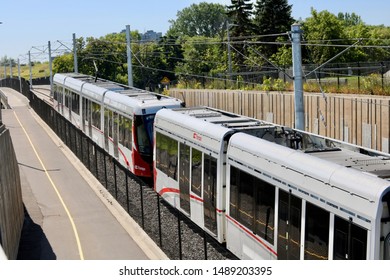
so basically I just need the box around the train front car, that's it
[226,130,390,260]
[127,93,183,177]
[153,107,272,243]
[53,73,183,178]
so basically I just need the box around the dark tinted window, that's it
[134,115,154,156]
[304,202,329,260]
[191,148,202,197]
[230,166,275,244]
[119,115,132,150]
[333,216,367,260]
[179,143,190,214]
[204,154,217,234]
[277,190,301,260]
[156,132,178,180]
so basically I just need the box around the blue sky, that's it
[0,0,389,60]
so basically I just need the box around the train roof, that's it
[53,73,183,115]
[158,106,273,130]
[228,132,390,224]
[155,107,275,153]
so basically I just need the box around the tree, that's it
[253,0,294,58]
[338,12,364,26]
[53,53,74,73]
[226,0,255,73]
[168,2,228,38]
[157,35,184,83]
[175,36,226,82]
[302,9,346,64]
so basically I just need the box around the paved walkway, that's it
[1,87,167,260]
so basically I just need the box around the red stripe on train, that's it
[226,215,277,257]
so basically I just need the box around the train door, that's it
[179,143,190,214]
[203,154,217,235]
[277,189,302,260]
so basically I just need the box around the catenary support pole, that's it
[49,41,53,96]
[73,33,78,73]
[28,51,33,89]
[9,60,12,78]
[18,58,22,93]
[291,23,305,131]
[126,25,133,87]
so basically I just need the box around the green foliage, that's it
[47,1,390,95]
[53,53,74,73]
[175,36,226,81]
[261,77,287,92]
[302,9,346,64]
[168,2,228,38]
[226,0,255,71]
[338,12,364,26]
[253,0,294,58]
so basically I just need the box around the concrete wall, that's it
[169,89,390,153]
[0,124,24,260]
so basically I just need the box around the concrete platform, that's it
[1,87,167,260]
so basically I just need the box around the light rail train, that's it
[154,106,390,260]
[53,73,183,178]
[52,73,390,260]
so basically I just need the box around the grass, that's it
[0,62,50,80]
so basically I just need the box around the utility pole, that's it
[9,60,12,79]
[73,33,78,73]
[48,41,53,96]
[227,22,237,80]
[291,23,305,131]
[126,25,133,87]
[28,51,32,89]
[227,24,232,79]
[18,58,22,93]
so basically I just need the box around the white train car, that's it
[154,106,390,260]
[226,132,390,260]
[153,107,273,242]
[53,73,183,178]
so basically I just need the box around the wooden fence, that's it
[169,89,390,153]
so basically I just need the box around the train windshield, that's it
[135,114,155,156]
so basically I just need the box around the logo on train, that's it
[193,132,202,141]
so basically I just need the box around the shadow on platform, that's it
[17,206,56,260]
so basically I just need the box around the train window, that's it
[91,102,101,130]
[134,115,154,156]
[230,166,275,244]
[71,91,80,115]
[230,167,254,230]
[64,89,70,108]
[54,85,60,102]
[82,98,91,134]
[104,109,113,138]
[254,179,275,245]
[204,154,217,235]
[333,216,367,260]
[113,112,119,158]
[179,143,191,214]
[156,132,178,180]
[277,190,302,260]
[191,148,202,197]
[304,202,329,260]
[119,115,132,150]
